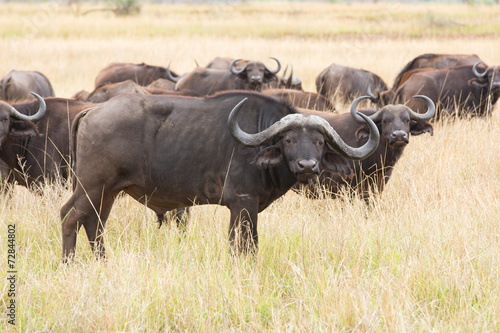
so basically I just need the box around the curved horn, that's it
[228,98,380,160]
[228,98,307,147]
[472,61,488,78]
[286,64,294,88]
[407,95,436,121]
[166,62,180,83]
[10,92,46,121]
[350,95,377,123]
[230,59,245,75]
[322,112,380,160]
[267,57,281,74]
[281,64,289,80]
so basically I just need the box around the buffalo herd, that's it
[1,53,498,262]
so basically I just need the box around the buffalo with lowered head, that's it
[60,91,380,262]
[94,62,182,88]
[0,70,55,102]
[316,63,388,105]
[393,62,500,118]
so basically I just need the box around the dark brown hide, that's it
[60,91,379,261]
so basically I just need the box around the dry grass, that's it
[1,2,500,331]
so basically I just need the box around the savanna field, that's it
[1,2,500,331]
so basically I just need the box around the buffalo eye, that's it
[286,138,292,144]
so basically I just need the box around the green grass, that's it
[1,2,500,331]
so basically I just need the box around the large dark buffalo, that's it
[60,91,380,261]
[0,95,95,189]
[391,53,485,89]
[316,63,388,105]
[297,95,435,201]
[174,58,281,96]
[0,70,55,101]
[393,62,500,118]
[262,88,335,112]
[94,62,181,88]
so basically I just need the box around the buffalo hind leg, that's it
[228,200,259,255]
[60,187,117,262]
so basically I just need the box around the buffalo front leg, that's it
[228,200,259,255]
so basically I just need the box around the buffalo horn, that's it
[286,64,294,88]
[350,94,435,123]
[472,61,488,78]
[267,57,281,74]
[230,59,245,75]
[10,92,46,122]
[350,95,375,123]
[406,95,436,121]
[166,62,180,83]
[228,98,380,160]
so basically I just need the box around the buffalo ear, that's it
[9,120,39,137]
[468,78,488,88]
[250,145,283,168]
[354,126,370,141]
[321,151,354,179]
[410,121,433,136]
[263,71,278,83]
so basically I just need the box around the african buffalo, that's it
[205,57,301,90]
[146,78,176,91]
[0,70,55,101]
[316,63,388,105]
[393,62,500,118]
[297,94,435,201]
[0,95,96,189]
[262,88,335,112]
[60,91,380,261]
[174,58,281,96]
[391,53,485,89]
[205,57,249,70]
[94,62,181,88]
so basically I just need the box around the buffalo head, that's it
[471,62,500,104]
[230,58,281,91]
[228,97,380,184]
[350,94,435,150]
[0,92,46,145]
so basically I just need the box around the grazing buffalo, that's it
[205,57,249,70]
[316,63,388,105]
[393,62,500,118]
[86,80,149,103]
[0,70,55,101]
[60,91,380,261]
[0,95,96,189]
[262,88,335,112]
[85,80,198,103]
[391,53,485,89]
[146,78,176,91]
[174,58,281,96]
[297,94,435,201]
[94,62,181,88]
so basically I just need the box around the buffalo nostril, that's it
[298,159,317,172]
[391,131,408,140]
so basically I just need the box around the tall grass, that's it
[1,3,500,331]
